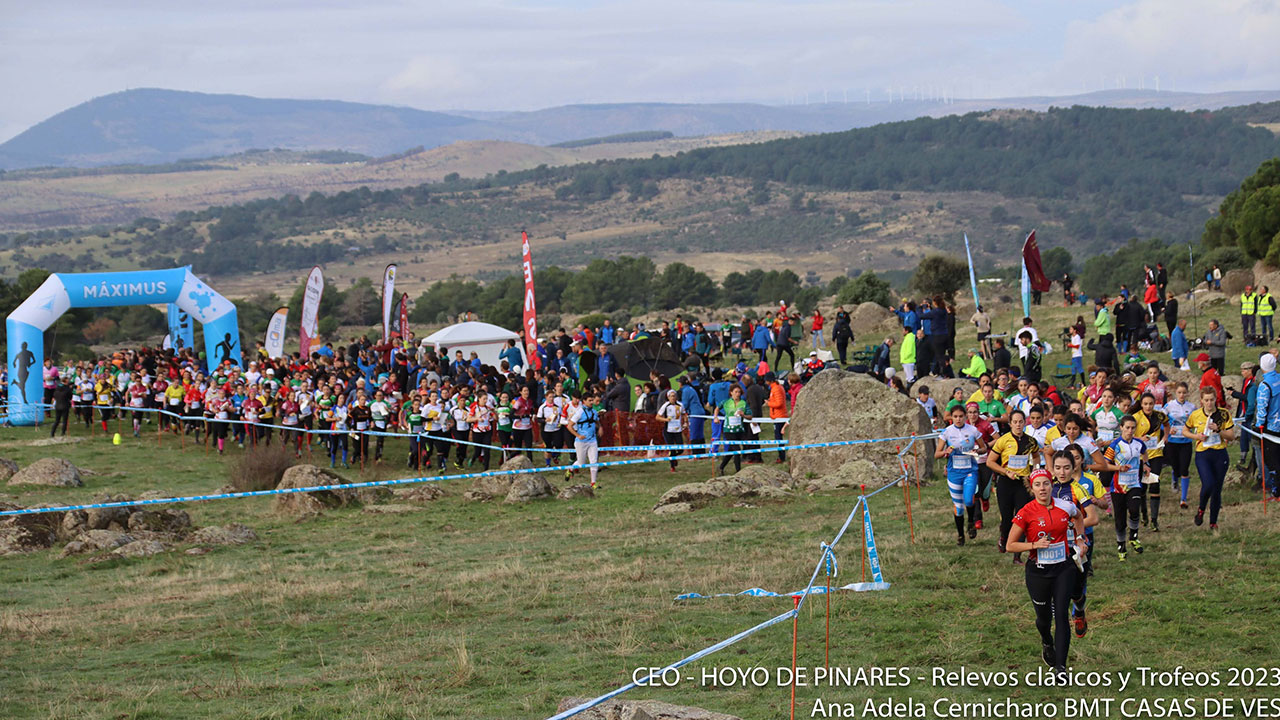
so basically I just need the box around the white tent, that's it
[421,321,521,369]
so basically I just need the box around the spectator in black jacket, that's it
[50,379,73,437]
[832,308,854,365]
[743,374,769,463]
[871,337,894,378]
[991,338,1012,372]
[604,370,630,412]
[775,317,796,369]
[1087,334,1119,374]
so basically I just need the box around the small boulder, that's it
[557,697,741,720]
[504,475,554,503]
[59,509,88,541]
[272,465,357,517]
[557,484,595,501]
[86,495,135,529]
[127,509,192,535]
[7,458,83,488]
[362,504,421,514]
[653,502,693,515]
[0,458,18,482]
[189,523,257,546]
[0,506,60,555]
[466,455,542,501]
[392,486,446,504]
[61,529,135,556]
[111,539,169,558]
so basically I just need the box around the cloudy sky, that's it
[2,0,1279,142]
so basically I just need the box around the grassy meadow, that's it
[1,291,1278,719]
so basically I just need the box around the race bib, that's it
[1118,468,1140,488]
[1037,542,1066,565]
[727,414,743,428]
[169,398,180,406]
[285,415,299,425]
[216,412,229,420]
[82,393,94,401]
[130,398,143,407]
[1204,432,1220,447]
[355,421,368,431]
[1096,428,1114,442]
[245,413,258,422]
[1008,454,1030,470]
[190,402,201,410]
[951,454,972,470]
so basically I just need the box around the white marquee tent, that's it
[421,321,521,369]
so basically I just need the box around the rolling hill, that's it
[5,87,1280,170]
[3,104,1277,301]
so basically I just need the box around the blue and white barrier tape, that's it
[0,432,936,518]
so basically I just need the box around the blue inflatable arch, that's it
[6,267,241,425]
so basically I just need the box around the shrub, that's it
[228,445,298,492]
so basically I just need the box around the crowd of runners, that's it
[5,276,1278,684]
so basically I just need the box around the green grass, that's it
[1,417,1277,720]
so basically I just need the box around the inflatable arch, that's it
[6,267,241,426]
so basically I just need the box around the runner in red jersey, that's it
[1007,465,1088,680]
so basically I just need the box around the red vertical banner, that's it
[1022,230,1051,292]
[521,230,541,370]
[398,294,410,343]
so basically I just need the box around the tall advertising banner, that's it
[963,234,980,311]
[521,231,541,370]
[264,307,288,358]
[299,266,324,358]
[395,294,409,341]
[1021,230,1051,293]
[166,303,193,353]
[381,264,397,343]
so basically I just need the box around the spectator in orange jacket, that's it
[766,372,788,464]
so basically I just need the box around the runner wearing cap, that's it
[1007,465,1088,679]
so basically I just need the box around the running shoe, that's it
[1012,553,1024,566]
[974,519,983,530]
[968,522,977,539]
[1151,520,1160,532]
[956,536,965,546]
[1131,538,1144,554]
[1074,612,1088,638]
[982,498,990,512]
[1210,523,1219,532]
[1180,501,1188,509]
[1194,509,1204,526]
[564,468,573,482]
[1041,643,1054,667]
[1117,550,1127,562]
[997,536,1006,553]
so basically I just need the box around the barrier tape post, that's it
[913,436,921,502]
[791,594,799,720]
[859,485,867,582]
[824,564,831,669]
[1262,432,1268,516]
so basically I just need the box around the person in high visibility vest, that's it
[1258,285,1276,343]
[1240,285,1258,344]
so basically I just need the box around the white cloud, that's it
[0,0,1277,143]
[1060,0,1280,91]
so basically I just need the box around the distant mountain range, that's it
[4,87,1280,170]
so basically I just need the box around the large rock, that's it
[1222,268,1254,297]
[805,459,880,493]
[0,505,60,556]
[7,458,83,487]
[653,465,793,512]
[557,697,741,720]
[505,475,554,503]
[272,465,359,517]
[127,509,192,535]
[1254,260,1280,296]
[848,302,901,344]
[0,458,18,483]
[786,370,931,481]
[189,523,258,545]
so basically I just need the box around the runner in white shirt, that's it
[656,389,686,471]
